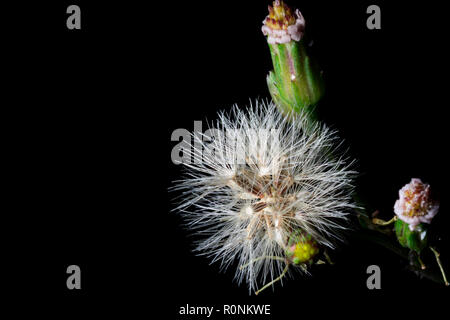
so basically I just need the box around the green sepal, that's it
[267,40,324,120]
[394,219,428,253]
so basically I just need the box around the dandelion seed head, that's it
[172,100,356,293]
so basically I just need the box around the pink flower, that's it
[261,1,305,44]
[394,178,439,231]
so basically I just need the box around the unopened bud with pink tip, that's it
[262,1,324,120]
[262,0,305,44]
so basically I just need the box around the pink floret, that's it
[394,178,439,230]
[262,9,305,44]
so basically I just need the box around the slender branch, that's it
[372,216,397,226]
[430,247,449,286]
[255,264,289,295]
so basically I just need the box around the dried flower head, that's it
[394,178,439,231]
[262,0,305,44]
[172,100,356,293]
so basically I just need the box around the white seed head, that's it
[172,100,356,293]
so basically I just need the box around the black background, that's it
[5,0,450,317]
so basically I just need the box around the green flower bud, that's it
[286,231,320,264]
[262,1,324,119]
